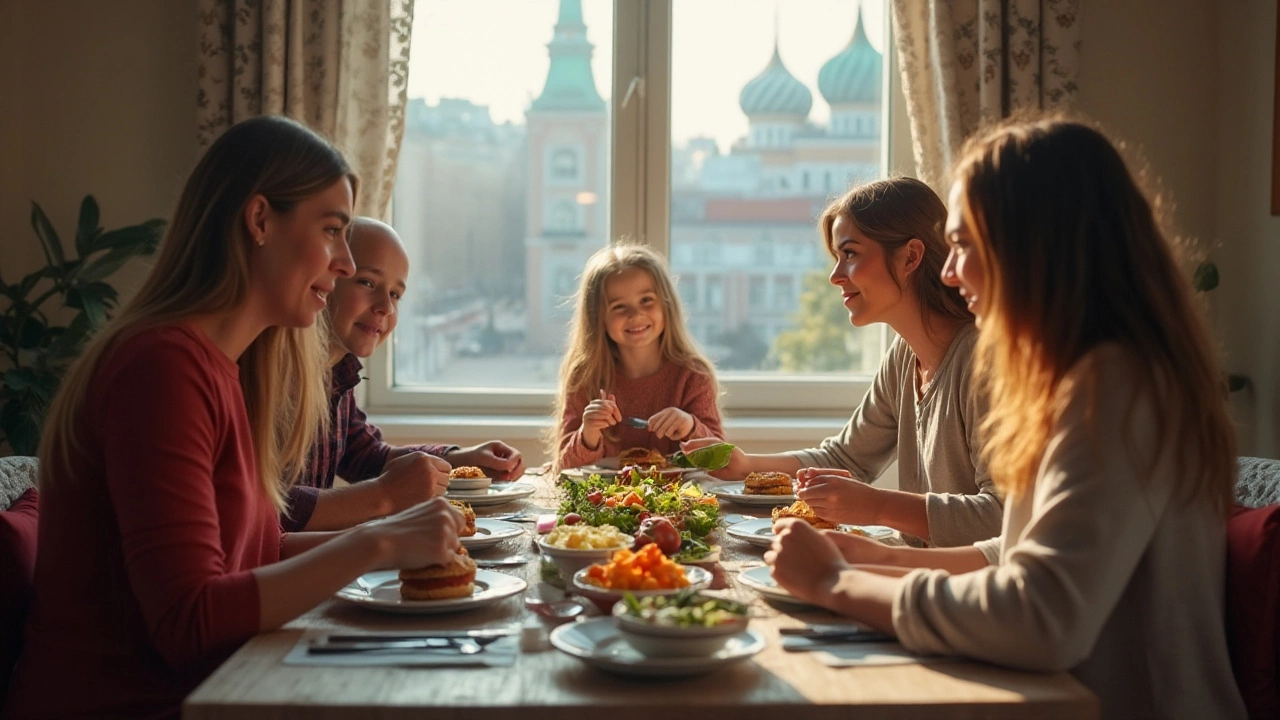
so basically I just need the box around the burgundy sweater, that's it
[558,361,723,469]
[4,326,278,720]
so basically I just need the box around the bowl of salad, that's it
[611,590,750,658]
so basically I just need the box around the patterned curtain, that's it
[196,0,415,219]
[891,0,1081,192]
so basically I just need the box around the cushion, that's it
[0,456,37,510]
[1226,503,1280,719]
[1238,457,1280,509]
[0,487,38,702]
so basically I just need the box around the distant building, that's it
[523,0,610,353]
[523,1,885,364]
[392,97,527,380]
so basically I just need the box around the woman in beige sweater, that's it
[688,177,999,549]
[766,118,1245,718]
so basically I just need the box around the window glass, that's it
[394,0,613,388]
[671,0,888,376]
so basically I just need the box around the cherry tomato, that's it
[562,512,582,525]
[586,490,604,505]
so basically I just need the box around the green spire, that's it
[530,0,605,113]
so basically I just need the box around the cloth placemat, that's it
[283,634,519,668]
[781,636,955,667]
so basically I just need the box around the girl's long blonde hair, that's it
[955,117,1235,514]
[39,115,357,511]
[546,242,719,468]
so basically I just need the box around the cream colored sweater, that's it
[893,346,1245,719]
[787,324,1002,547]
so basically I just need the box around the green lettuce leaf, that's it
[670,442,735,470]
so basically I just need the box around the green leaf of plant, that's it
[75,195,101,258]
[16,315,46,350]
[46,312,93,362]
[3,368,32,392]
[77,246,139,283]
[92,220,164,255]
[1193,261,1219,293]
[18,267,49,298]
[78,294,107,329]
[30,202,66,268]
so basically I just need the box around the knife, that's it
[324,630,514,643]
[308,637,493,655]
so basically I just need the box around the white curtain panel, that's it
[891,0,1081,192]
[196,0,415,219]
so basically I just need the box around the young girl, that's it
[552,242,723,470]
[686,177,1000,550]
[767,118,1245,718]
[286,217,525,532]
[5,116,465,720]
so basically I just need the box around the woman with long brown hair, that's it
[688,176,999,549]
[767,118,1244,718]
[5,116,465,720]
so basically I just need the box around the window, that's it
[377,0,904,415]
[550,147,579,181]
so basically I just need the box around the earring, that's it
[255,237,265,247]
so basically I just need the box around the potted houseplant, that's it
[0,197,165,455]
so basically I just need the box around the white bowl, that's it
[611,598,749,658]
[570,564,712,612]
[536,536,634,580]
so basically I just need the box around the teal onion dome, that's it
[530,0,605,112]
[817,9,882,105]
[739,46,812,118]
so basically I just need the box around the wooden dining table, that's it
[183,472,1098,720]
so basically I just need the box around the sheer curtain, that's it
[196,0,415,218]
[891,0,1081,191]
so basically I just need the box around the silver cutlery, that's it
[624,416,649,429]
[308,637,492,655]
[483,512,536,523]
[779,625,894,646]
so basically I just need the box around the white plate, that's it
[707,482,795,506]
[726,518,896,548]
[445,482,537,507]
[335,569,527,615]
[459,519,525,551]
[447,475,492,492]
[550,617,765,678]
[737,565,813,606]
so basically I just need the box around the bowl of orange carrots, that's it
[570,543,712,611]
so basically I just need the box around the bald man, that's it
[285,218,524,532]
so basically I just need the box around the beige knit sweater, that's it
[787,324,1002,547]
[893,346,1245,719]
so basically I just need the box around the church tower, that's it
[524,0,608,353]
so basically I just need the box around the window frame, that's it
[367,0,914,418]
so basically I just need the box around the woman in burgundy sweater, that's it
[4,116,466,720]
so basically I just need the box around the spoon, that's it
[524,596,585,622]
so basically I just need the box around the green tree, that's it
[771,270,860,372]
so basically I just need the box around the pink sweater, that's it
[558,361,723,469]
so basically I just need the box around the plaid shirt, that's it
[283,354,456,531]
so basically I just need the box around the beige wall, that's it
[0,0,196,300]
[1,0,1277,461]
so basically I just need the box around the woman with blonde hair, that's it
[551,242,722,471]
[5,116,465,719]
[767,118,1245,718]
